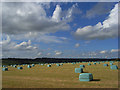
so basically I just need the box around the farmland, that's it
[2,61,119,88]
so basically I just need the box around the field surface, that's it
[2,61,118,88]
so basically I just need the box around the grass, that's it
[2,61,118,88]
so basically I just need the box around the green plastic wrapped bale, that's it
[2,68,8,71]
[23,64,26,66]
[93,63,96,65]
[80,65,85,68]
[47,65,51,67]
[72,62,76,64]
[110,63,113,65]
[60,64,63,66]
[2,65,6,67]
[88,63,91,66]
[79,73,93,81]
[56,64,60,66]
[110,61,114,63]
[97,62,100,64]
[28,65,31,68]
[110,65,118,70]
[13,65,17,68]
[32,64,35,67]
[11,65,13,67]
[104,64,108,66]
[75,68,83,73]
[17,67,23,69]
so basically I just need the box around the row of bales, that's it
[2,62,64,71]
[2,61,119,82]
[74,61,118,81]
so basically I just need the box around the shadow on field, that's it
[93,79,100,81]
[83,71,88,73]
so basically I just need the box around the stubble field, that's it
[2,61,119,88]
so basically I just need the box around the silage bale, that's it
[60,64,63,66]
[93,63,96,65]
[56,64,60,66]
[110,61,114,63]
[27,65,31,68]
[13,65,17,68]
[79,73,93,81]
[2,68,8,71]
[17,67,23,69]
[72,62,75,64]
[110,65,118,70]
[88,63,91,66]
[32,64,35,67]
[80,65,85,68]
[97,62,100,64]
[75,68,83,73]
[47,65,51,67]
[41,64,44,66]
[104,64,108,66]
[2,65,6,67]
[102,61,105,63]
[110,63,113,65]
[23,64,26,66]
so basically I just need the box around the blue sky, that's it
[1,2,119,58]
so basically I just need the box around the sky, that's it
[0,2,119,58]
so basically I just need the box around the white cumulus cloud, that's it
[55,51,63,55]
[100,50,107,54]
[52,5,62,22]
[74,3,118,40]
[75,43,80,48]
[2,3,72,35]
[14,40,37,50]
[37,52,42,56]
[111,49,120,53]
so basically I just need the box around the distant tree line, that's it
[2,58,119,65]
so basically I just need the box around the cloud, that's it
[1,35,38,53]
[37,52,42,56]
[2,3,79,44]
[14,40,37,50]
[74,3,118,40]
[88,52,97,56]
[24,32,68,43]
[52,5,62,22]
[111,49,120,53]
[0,35,10,45]
[55,51,63,55]
[2,38,39,58]
[100,50,107,54]
[36,34,68,43]
[86,2,114,19]
[64,3,82,21]
[47,53,51,55]
[2,3,73,35]
[75,43,80,48]
[0,35,16,51]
